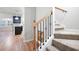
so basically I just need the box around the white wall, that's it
[24,7,36,41]
[64,7,79,30]
[36,7,52,20]
[55,8,65,24]
[55,7,79,30]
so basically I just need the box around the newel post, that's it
[33,20,36,50]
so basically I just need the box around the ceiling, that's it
[0,7,23,15]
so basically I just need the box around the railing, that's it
[55,7,67,13]
[33,11,53,51]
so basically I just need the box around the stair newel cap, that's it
[33,20,37,28]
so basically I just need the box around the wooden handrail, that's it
[55,7,67,13]
[33,11,53,27]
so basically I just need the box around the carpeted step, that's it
[53,39,79,51]
[54,29,79,40]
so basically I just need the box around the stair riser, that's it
[54,34,79,40]
[52,40,77,51]
[55,28,64,31]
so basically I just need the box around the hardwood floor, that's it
[0,27,42,51]
[0,30,35,51]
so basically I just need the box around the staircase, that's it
[53,39,79,51]
[47,23,79,51]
